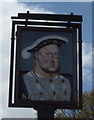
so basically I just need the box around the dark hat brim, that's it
[22,35,68,59]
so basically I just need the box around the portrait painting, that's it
[13,26,77,108]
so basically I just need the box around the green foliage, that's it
[55,89,94,119]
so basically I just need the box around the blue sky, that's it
[0,1,93,118]
[22,2,92,44]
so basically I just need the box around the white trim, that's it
[22,35,68,59]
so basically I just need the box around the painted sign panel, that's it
[10,26,78,108]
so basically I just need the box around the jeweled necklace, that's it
[31,70,56,99]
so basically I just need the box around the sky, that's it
[0,0,93,119]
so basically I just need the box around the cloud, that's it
[92,47,94,68]
[82,42,92,68]
[1,1,93,118]
[82,42,92,91]
[0,0,17,2]
[10,0,94,2]
[77,42,92,92]
[1,1,55,119]
[0,3,3,119]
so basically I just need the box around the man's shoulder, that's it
[23,71,34,81]
[60,73,73,85]
[59,74,69,82]
[60,73,73,79]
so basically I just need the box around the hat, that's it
[22,35,68,59]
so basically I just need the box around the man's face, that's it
[36,44,60,73]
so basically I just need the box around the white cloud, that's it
[77,42,92,92]
[83,67,92,91]
[82,42,92,68]
[0,0,17,2]
[0,3,3,119]
[14,0,94,2]
[92,47,94,68]
[82,42,92,91]
[1,1,93,118]
[1,1,55,119]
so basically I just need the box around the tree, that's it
[55,90,94,118]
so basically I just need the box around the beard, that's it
[40,64,60,74]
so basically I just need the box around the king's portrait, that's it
[21,35,72,101]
